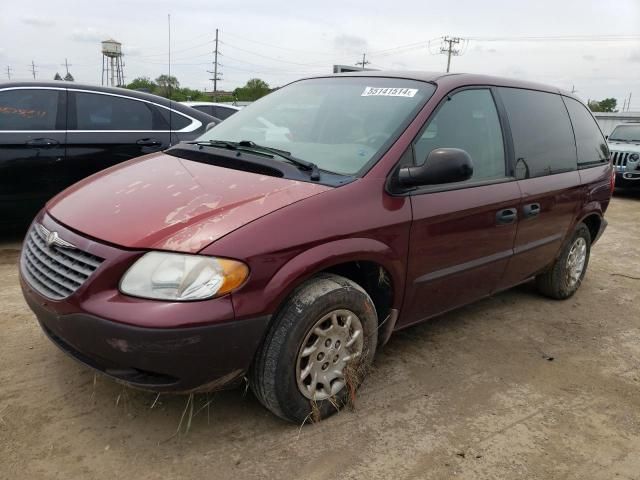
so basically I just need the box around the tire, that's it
[535,223,591,300]
[250,273,378,423]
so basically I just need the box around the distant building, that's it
[594,112,640,136]
[333,64,378,73]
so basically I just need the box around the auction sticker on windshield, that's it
[361,87,418,97]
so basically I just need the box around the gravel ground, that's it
[1,191,639,480]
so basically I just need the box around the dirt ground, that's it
[1,191,640,480]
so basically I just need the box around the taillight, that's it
[610,166,616,193]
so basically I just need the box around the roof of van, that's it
[303,71,575,98]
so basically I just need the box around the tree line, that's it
[124,75,272,102]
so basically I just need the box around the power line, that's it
[221,41,329,67]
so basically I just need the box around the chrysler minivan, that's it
[20,72,613,423]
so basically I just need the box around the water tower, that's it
[101,39,125,87]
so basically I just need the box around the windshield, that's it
[196,77,435,175]
[609,124,640,142]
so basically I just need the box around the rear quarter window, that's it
[563,97,609,168]
[158,108,193,131]
[498,87,577,178]
[212,106,237,120]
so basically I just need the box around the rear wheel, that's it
[250,274,378,423]
[536,223,591,299]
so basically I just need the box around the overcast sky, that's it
[2,0,639,108]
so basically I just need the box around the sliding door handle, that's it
[496,208,518,225]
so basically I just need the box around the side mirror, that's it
[205,122,218,132]
[398,148,474,187]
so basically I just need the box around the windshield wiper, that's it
[183,139,321,180]
[236,140,320,180]
[185,139,240,149]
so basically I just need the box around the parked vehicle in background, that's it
[181,101,241,120]
[607,123,640,186]
[0,81,219,225]
[20,72,613,423]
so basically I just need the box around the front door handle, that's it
[523,203,541,218]
[496,208,518,225]
[26,138,59,148]
[136,138,162,147]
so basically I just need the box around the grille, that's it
[611,151,629,168]
[21,224,104,300]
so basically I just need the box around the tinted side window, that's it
[414,89,506,182]
[75,92,155,130]
[563,97,608,167]
[158,108,193,130]
[192,105,214,116]
[213,106,236,120]
[0,89,59,130]
[498,88,576,178]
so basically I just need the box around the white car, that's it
[181,102,241,121]
[608,123,640,185]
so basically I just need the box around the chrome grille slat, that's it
[29,230,95,276]
[23,257,71,298]
[24,249,81,291]
[21,223,104,300]
[611,150,630,169]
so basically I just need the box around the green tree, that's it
[234,78,270,101]
[126,76,157,93]
[53,72,63,81]
[588,98,617,113]
[155,74,180,98]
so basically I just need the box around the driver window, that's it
[413,89,506,182]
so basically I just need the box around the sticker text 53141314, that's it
[361,87,418,98]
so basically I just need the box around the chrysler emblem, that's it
[35,223,76,249]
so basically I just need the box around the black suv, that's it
[0,81,218,225]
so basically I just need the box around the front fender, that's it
[233,237,406,320]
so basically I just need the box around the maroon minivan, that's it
[20,72,613,422]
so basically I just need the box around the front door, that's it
[401,88,520,326]
[0,87,67,223]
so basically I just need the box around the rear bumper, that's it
[23,287,270,392]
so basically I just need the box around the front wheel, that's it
[250,274,378,423]
[536,223,591,299]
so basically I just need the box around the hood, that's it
[608,140,640,153]
[48,153,331,253]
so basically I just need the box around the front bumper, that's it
[23,288,270,392]
[20,213,271,392]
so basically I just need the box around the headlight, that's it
[630,153,639,161]
[120,252,249,301]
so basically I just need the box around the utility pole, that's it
[30,60,37,80]
[627,92,633,112]
[571,85,577,94]
[207,28,222,102]
[6,66,11,80]
[440,36,461,73]
[62,58,72,76]
[356,53,370,70]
